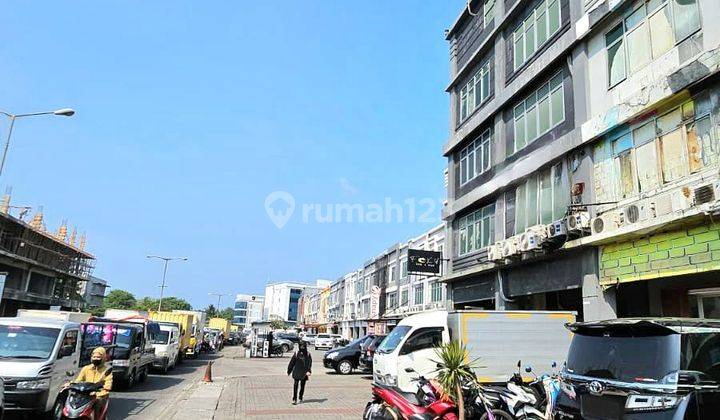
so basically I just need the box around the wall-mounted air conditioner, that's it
[590,211,621,235]
[671,187,693,212]
[565,211,591,235]
[547,219,567,240]
[519,225,547,252]
[622,200,656,226]
[501,236,520,258]
[488,243,504,262]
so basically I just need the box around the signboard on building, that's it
[370,286,381,319]
[408,249,442,274]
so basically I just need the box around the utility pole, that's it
[208,292,227,313]
[147,255,188,311]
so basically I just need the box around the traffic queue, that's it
[0,308,238,419]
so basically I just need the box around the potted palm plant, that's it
[432,340,479,420]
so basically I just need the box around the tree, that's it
[103,289,136,310]
[433,341,481,420]
[159,297,192,311]
[134,297,158,312]
[218,307,234,321]
[133,296,192,312]
[269,319,286,330]
[204,304,217,319]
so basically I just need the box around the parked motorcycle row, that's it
[364,362,561,420]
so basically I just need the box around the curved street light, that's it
[147,255,188,311]
[0,108,76,177]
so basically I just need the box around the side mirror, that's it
[405,367,415,373]
[552,361,557,368]
[517,360,522,368]
[437,363,443,369]
[525,366,533,373]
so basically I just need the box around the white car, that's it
[314,333,334,350]
[301,334,317,345]
[151,323,180,373]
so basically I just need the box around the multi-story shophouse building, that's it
[383,224,447,322]
[325,278,345,334]
[442,0,720,320]
[302,224,448,339]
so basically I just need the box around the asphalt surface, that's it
[108,351,222,420]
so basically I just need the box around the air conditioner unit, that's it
[671,187,693,212]
[694,182,719,206]
[487,243,504,262]
[591,211,621,235]
[501,236,520,258]
[622,200,656,225]
[518,225,548,252]
[546,219,567,239]
[565,211,591,235]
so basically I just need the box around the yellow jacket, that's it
[74,363,113,398]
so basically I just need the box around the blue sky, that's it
[0,1,463,310]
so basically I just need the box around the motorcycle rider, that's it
[72,347,113,416]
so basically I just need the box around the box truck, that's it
[372,310,575,392]
[172,310,206,358]
[149,311,193,362]
[208,317,231,338]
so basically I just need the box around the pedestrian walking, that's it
[287,342,312,404]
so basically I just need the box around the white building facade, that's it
[264,280,330,323]
[232,294,264,330]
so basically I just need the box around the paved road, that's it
[109,351,220,420]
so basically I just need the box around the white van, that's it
[373,310,574,392]
[0,316,82,415]
[151,323,180,373]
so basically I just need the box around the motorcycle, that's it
[58,382,109,420]
[363,367,458,420]
[498,362,561,419]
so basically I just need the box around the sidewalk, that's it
[160,347,370,419]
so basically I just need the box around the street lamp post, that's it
[147,255,188,312]
[208,292,227,312]
[0,108,75,177]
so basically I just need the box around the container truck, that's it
[172,310,207,358]
[149,311,193,362]
[373,310,575,392]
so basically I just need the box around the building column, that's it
[581,273,617,321]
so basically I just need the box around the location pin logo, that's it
[265,191,295,229]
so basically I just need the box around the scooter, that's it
[59,382,109,420]
[363,367,458,420]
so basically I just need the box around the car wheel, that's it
[338,359,353,375]
[139,367,148,383]
[282,344,290,353]
[126,369,136,389]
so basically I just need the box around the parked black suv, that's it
[555,318,720,419]
[359,334,386,371]
[323,334,375,375]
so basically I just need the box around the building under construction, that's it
[0,195,95,316]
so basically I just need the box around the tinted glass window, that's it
[567,333,680,384]
[681,332,720,384]
[378,326,411,354]
[400,328,443,355]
